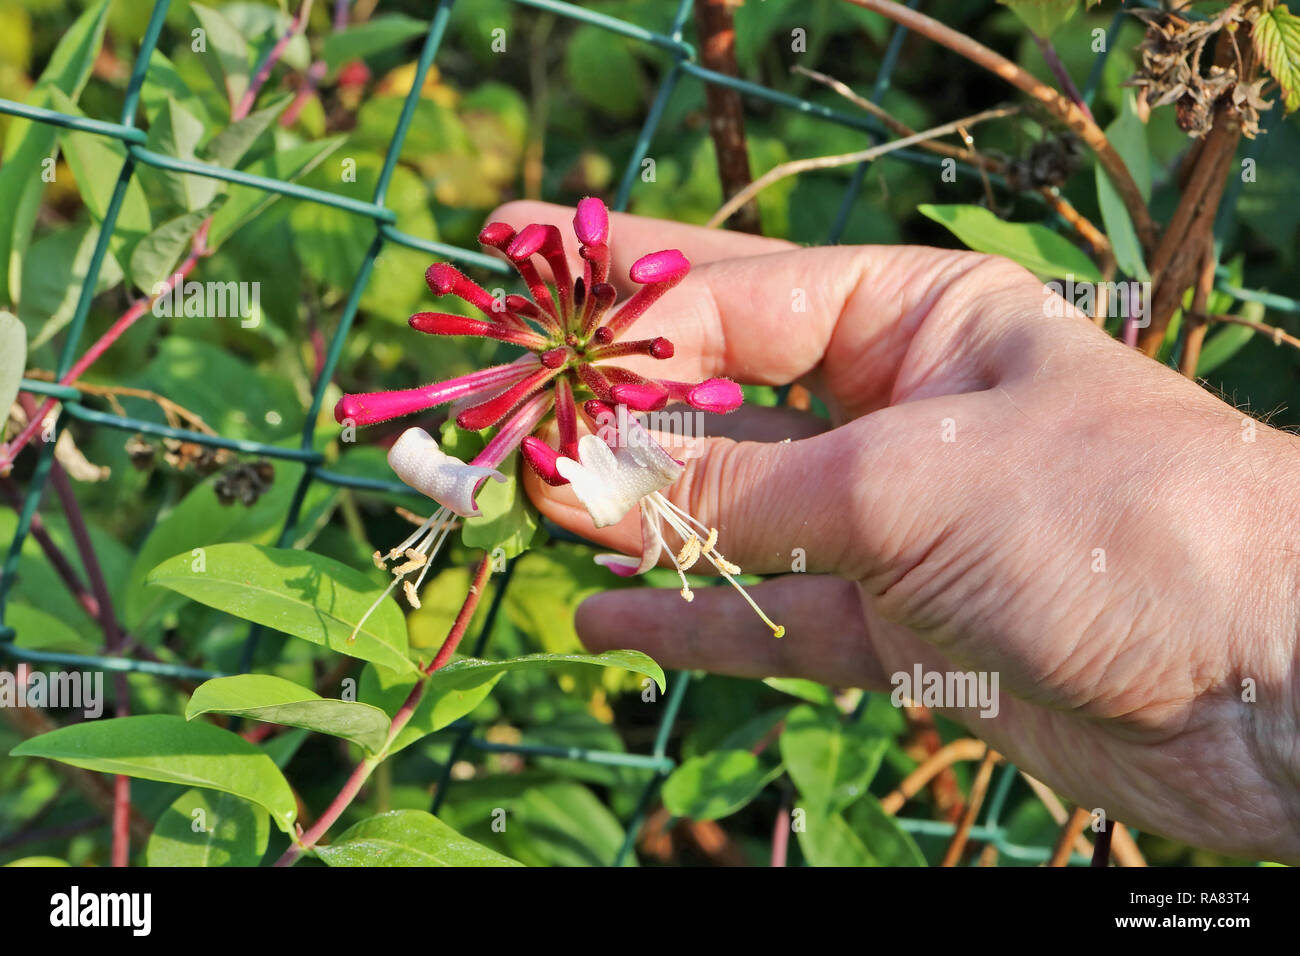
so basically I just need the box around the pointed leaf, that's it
[145,97,222,211]
[661,749,784,821]
[779,704,889,816]
[191,3,251,110]
[206,95,292,169]
[145,543,417,674]
[919,203,1102,282]
[187,675,391,754]
[145,788,269,867]
[129,198,226,293]
[316,810,523,867]
[10,715,297,832]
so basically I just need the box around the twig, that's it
[274,556,494,866]
[1031,33,1092,121]
[1179,240,1218,377]
[880,738,988,815]
[1208,312,1300,351]
[47,455,132,867]
[706,106,1019,228]
[1019,771,1094,859]
[794,64,1114,266]
[1048,805,1091,866]
[842,0,1154,248]
[696,0,761,233]
[771,799,790,867]
[940,746,999,866]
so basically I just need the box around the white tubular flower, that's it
[387,427,505,517]
[556,413,783,639]
[555,432,684,528]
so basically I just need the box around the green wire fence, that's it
[3,0,1277,866]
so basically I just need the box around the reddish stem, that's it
[273,556,494,867]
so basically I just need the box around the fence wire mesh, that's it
[3,0,1283,866]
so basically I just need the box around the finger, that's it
[695,403,829,443]
[524,387,1013,577]
[577,574,934,689]
[486,199,794,297]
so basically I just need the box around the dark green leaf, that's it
[19,225,124,349]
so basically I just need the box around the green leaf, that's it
[661,749,783,821]
[998,0,1080,38]
[10,715,297,832]
[145,543,417,675]
[191,3,251,110]
[6,602,98,655]
[1095,91,1151,280]
[129,199,226,293]
[779,704,889,816]
[4,857,71,867]
[145,97,222,212]
[0,0,110,306]
[141,51,214,128]
[145,788,269,867]
[36,0,111,98]
[362,650,664,755]
[49,89,152,259]
[918,204,1102,281]
[1254,4,1300,113]
[205,95,292,169]
[322,15,429,70]
[19,225,124,349]
[316,810,523,866]
[500,780,633,867]
[461,452,538,559]
[1197,302,1266,377]
[186,675,392,754]
[563,25,644,119]
[796,809,874,866]
[845,795,927,866]
[763,677,835,705]
[207,136,344,248]
[0,310,24,418]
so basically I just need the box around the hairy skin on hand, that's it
[495,200,1300,863]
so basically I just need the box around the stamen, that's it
[403,580,422,608]
[676,534,702,570]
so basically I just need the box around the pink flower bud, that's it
[574,197,609,247]
[521,436,568,486]
[409,312,547,350]
[611,382,669,411]
[688,378,744,414]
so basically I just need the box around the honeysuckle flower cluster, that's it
[336,198,782,640]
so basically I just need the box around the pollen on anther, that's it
[403,580,422,609]
[676,534,702,570]
[679,587,694,603]
[372,550,386,570]
[703,528,718,551]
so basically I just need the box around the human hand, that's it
[492,200,1300,863]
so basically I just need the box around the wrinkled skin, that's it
[493,201,1300,863]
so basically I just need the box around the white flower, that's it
[557,416,783,638]
[555,432,683,527]
[387,427,505,517]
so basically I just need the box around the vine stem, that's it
[273,556,494,867]
[1030,32,1092,121]
[841,0,1155,249]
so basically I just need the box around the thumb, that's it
[522,409,925,578]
